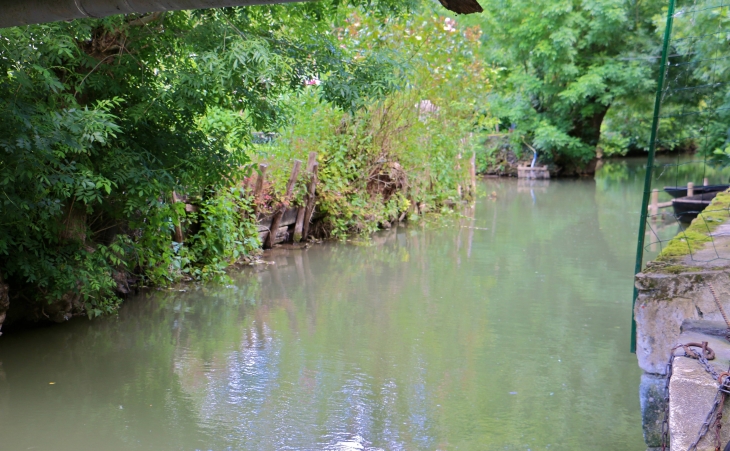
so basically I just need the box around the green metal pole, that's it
[631,0,676,353]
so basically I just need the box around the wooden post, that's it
[470,151,477,195]
[704,177,709,186]
[688,182,694,197]
[294,152,318,242]
[252,163,268,217]
[265,160,301,248]
[650,189,659,220]
[301,162,319,242]
[172,191,184,243]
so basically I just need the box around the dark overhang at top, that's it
[0,0,483,29]
[0,0,303,29]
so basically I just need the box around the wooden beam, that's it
[252,163,268,217]
[301,162,319,242]
[649,189,659,219]
[647,201,673,210]
[171,191,184,243]
[264,160,301,248]
[294,152,318,242]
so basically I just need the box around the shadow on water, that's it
[0,157,699,450]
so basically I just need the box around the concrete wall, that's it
[635,265,730,449]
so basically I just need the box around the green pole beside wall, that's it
[631,0,676,353]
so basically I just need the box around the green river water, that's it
[2,157,728,451]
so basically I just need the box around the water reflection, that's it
[0,163,669,451]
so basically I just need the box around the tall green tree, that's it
[476,0,663,168]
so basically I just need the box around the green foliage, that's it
[258,8,491,237]
[0,2,423,318]
[663,0,730,163]
[472,0,663,164]
[187,189,260,280]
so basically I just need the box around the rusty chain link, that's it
[662,342,725,451]
[659,286,730,450]
[708,283,730,341]
[687,390,723,451]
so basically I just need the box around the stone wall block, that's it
[635,270,730,374]
[669,357,730,451]
[640,373,666,447]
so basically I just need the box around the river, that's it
[1,157,724,451]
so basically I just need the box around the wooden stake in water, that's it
[265,160,301,248]
[253,163,268,217]
[294,152,318,242]
[650,189,659,220]
[688,182,694,197]
[301,162,319,242]
[172,191,184,243]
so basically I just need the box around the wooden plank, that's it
[281,207,299,227]
[294,152,318,242]
[172,191,184,243]
[648,201,673,210]
[650,188,659,219]
[257,215,273,232]
[265,160,301,248]
[301,162,319,242]
[253,163,268,217]
[258,226,290,246]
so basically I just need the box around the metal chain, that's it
[708,283,730,340]
[663,288,730,450]
[687,391,723,451]
[714,373,730,451]
[699,353,721,381]
[662,343,722,451]
[714,392,726,451]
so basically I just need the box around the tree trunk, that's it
[558,102,609,176]
[569,103,609,149]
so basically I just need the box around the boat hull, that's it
[663,185,729,198]
[671,192,721,223]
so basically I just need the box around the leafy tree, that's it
[662,0,730,163]
[474,0,664,168]
[0,1,416,321]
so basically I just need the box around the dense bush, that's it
[257,9,491,237]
